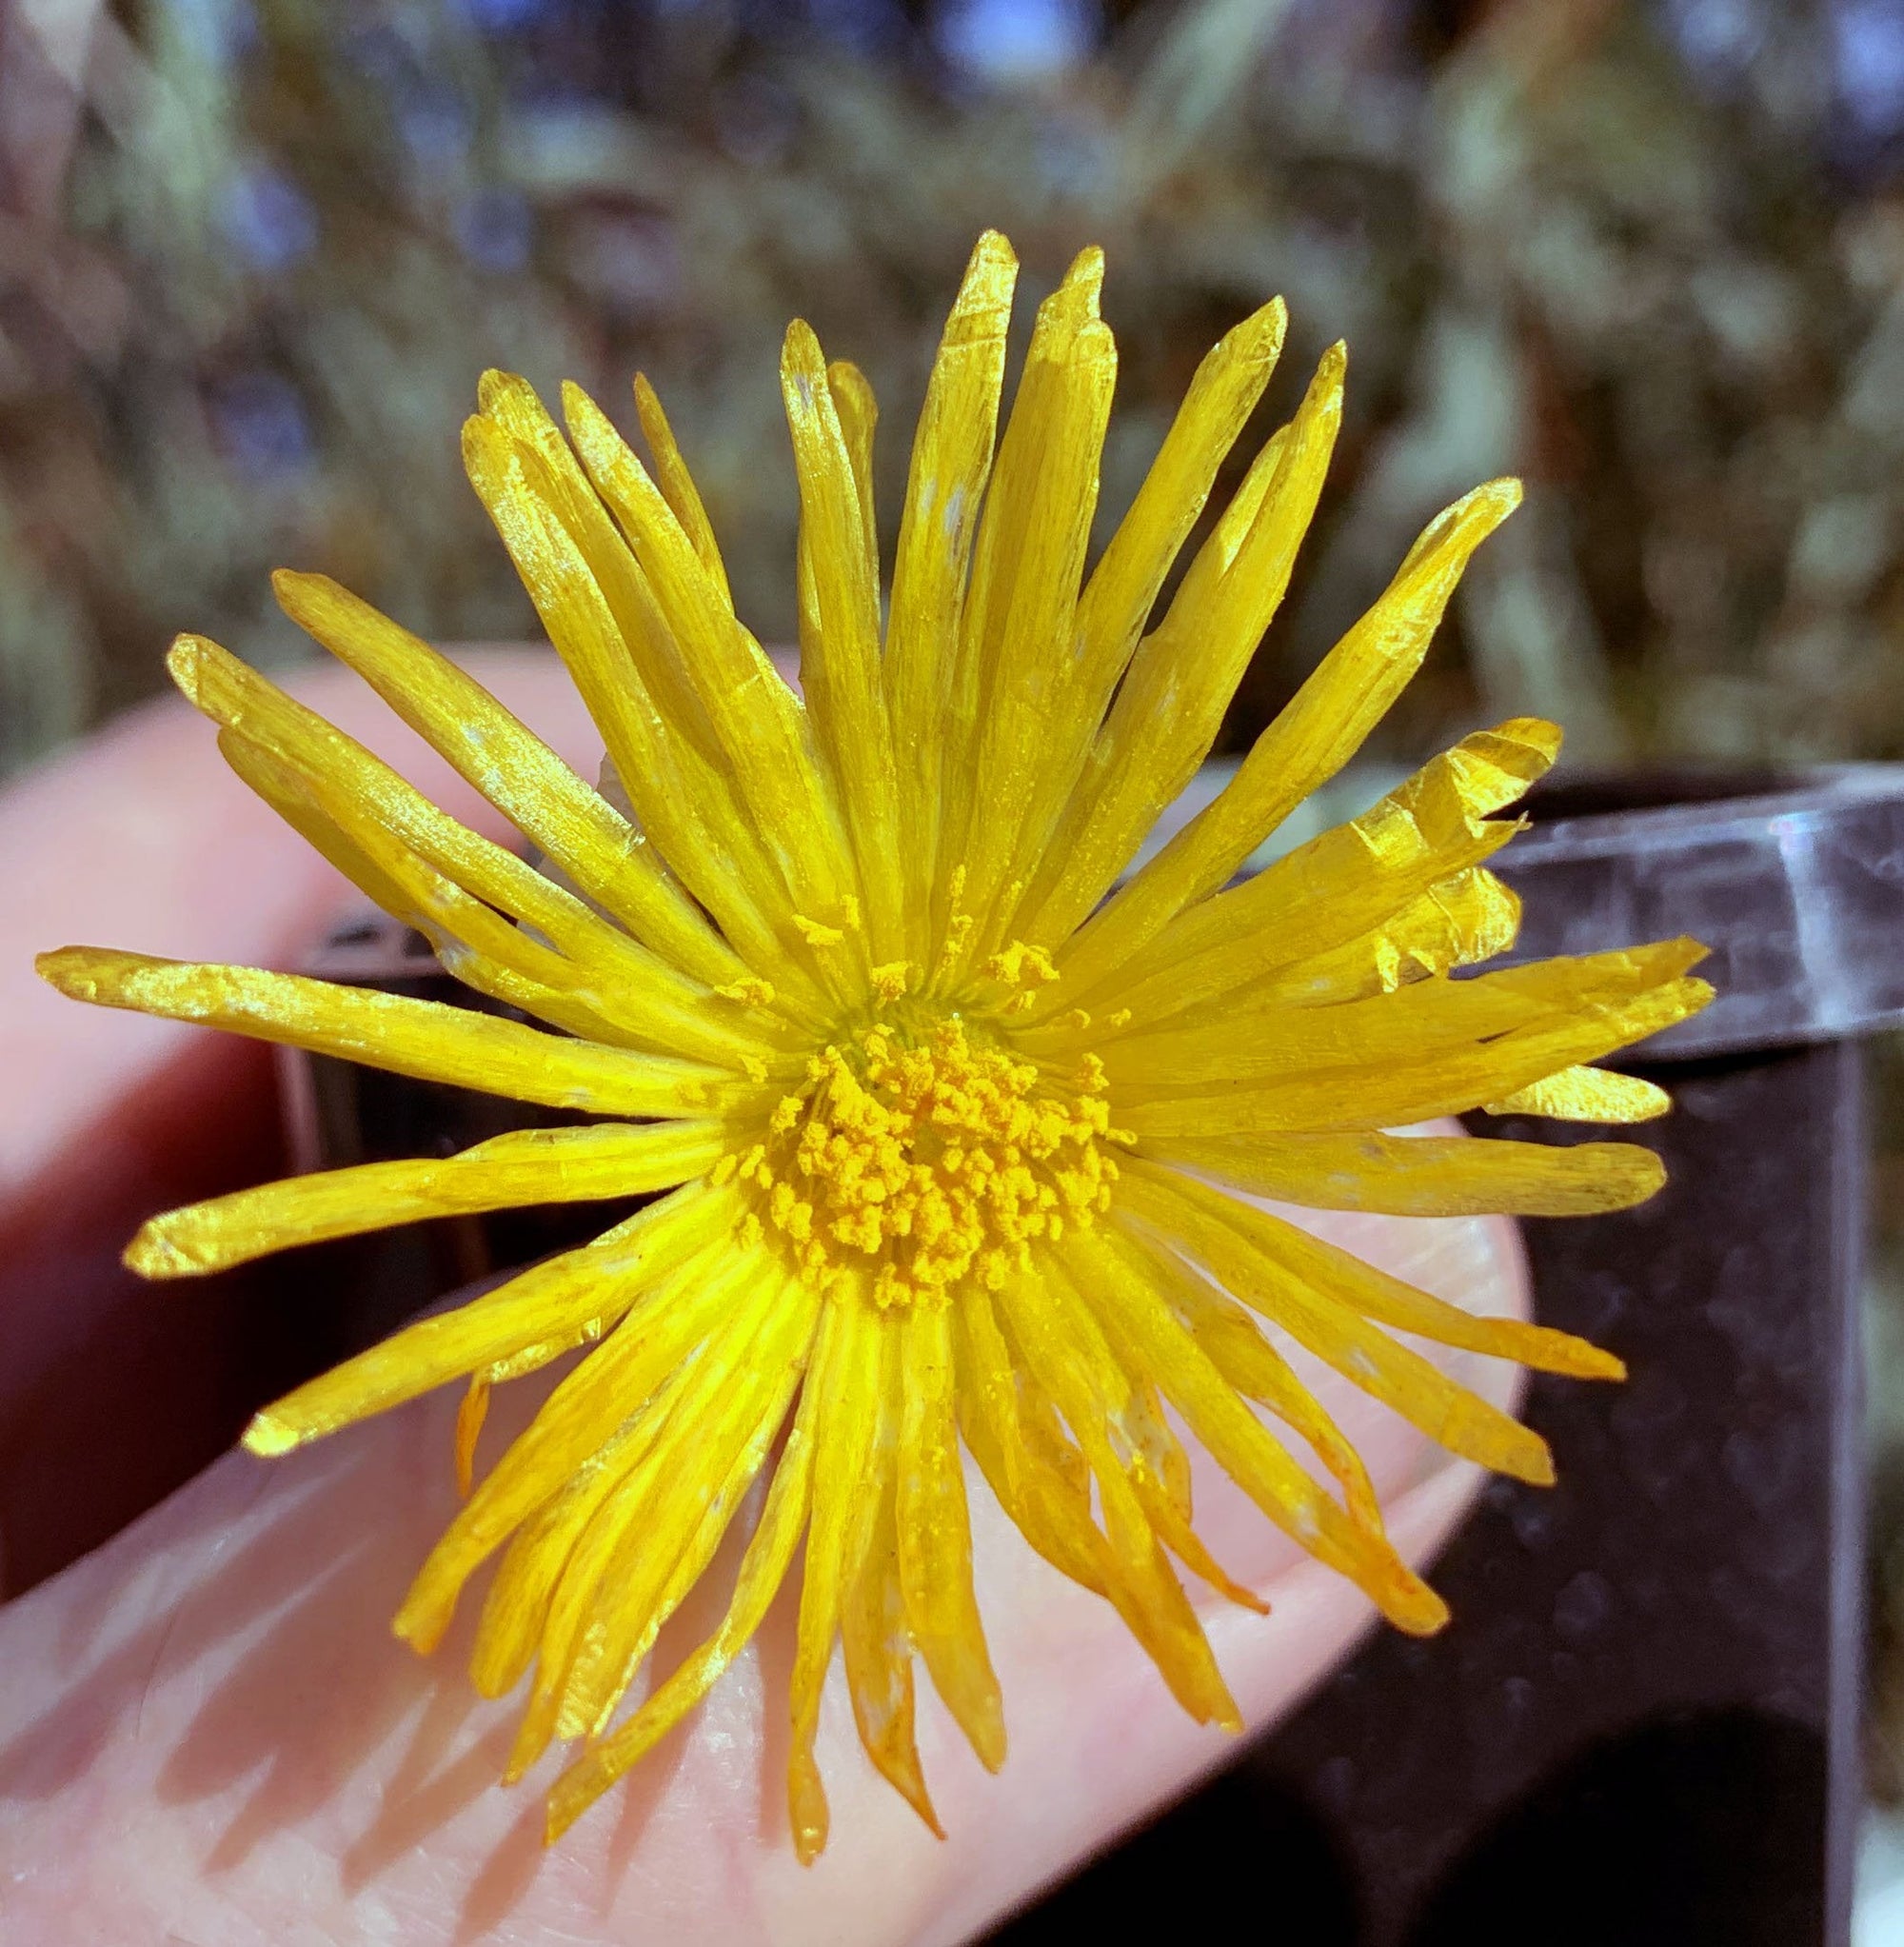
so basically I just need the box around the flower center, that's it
[723,1015,1121,1306]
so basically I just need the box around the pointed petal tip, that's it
[781,316,826,383]
[122,1222,193,1281]
[1065,242,1106,288]
[270,565,324,613]
[165,632,212,688]
[476,368,537,414]
[241,1410,302,1459]
[33,946,83,992]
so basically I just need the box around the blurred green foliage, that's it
[7,0,1903,781]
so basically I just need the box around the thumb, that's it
[0,1206,1522,1945]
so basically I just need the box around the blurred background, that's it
[9,0,1904,1926]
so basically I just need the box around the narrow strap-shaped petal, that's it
[217,719,791,1072]
[239,1183,734,1454]
[1015,347,1345,959]
[632,372,733,606]
[559,1272,822,1742]
[397,1238,739,1657]
[470,388,722,781]
[896,1300,1006,1770]
[886,230,1017,963]
[1056,1222,1451,1632]
[783,323,902,961]
[1035,715,1557,1038]
[992,1262,1242,1728]
[464,416,820,1004]
[173,637,654,979]
[951,1289,1110,1599]
[839,1327,944,1838]
[1121,975,1712,1138]
[1048,477,1524,995]
[1487,1066,1673,1121]
[272,568,738,985]
[788,1288,887,1864]
[545,1380,817,1843]
[126,1121,727,1278]
[984,297,1289,965]
[827,359,880,582]
[1249,865,1522,1011]
[500,1264,790,1779]
[221,725,688,1059]
[1113,1162,1558,1482]
[1101,941,1709,1095]
[36,946,738,1121]
[1207,1187,1625,1380]
[1115,1222,1384,1531]
[1072,296,1289,725]
[563,380,861,933]
[1140,1129,1667,1217]
[939,251,1117,979]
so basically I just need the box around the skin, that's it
[0,653,1530,1944]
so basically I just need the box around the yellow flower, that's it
[37,230,1710,1860]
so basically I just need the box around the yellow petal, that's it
[1050,479,1525,990]
[951,1290,1110,1599]
[1018,346,1346,957]
[783,323,902,961]
[1487,1066,1674,1122]
[562,380,860,931]
[896,1301,1006,1770]
[1046,715,1557,1031]
[1220,1196,1626,1381]
[1143,1129,1667,1218]
[1102,941,1709,1093]
[1122,977,1713,1139]
[1119,1224,1383,1531]
[454,1376,490,1501]
[939,250,1117,978]
[632,372,733,606]
[427,1238,758,1671]
[1114,1162,1559,1484]
[37,946,736,1121]
[886,230,1018,959]
[1248,866,1522,1009]
[992,1262,1243,1728]
[498,1262,794,1778]
[242,1183,735,1456]
[787,1285,888,1864]
[1056,1225,1448,1632]
[1073,296,1289,721]
[272,568,737,986]
[558,1271,821,1742]
[126,1121,727,1279]
[840,1337,943,1838]
[463,414,815,1001]
[215,721,782,1069]
[545,1386,816,1843]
